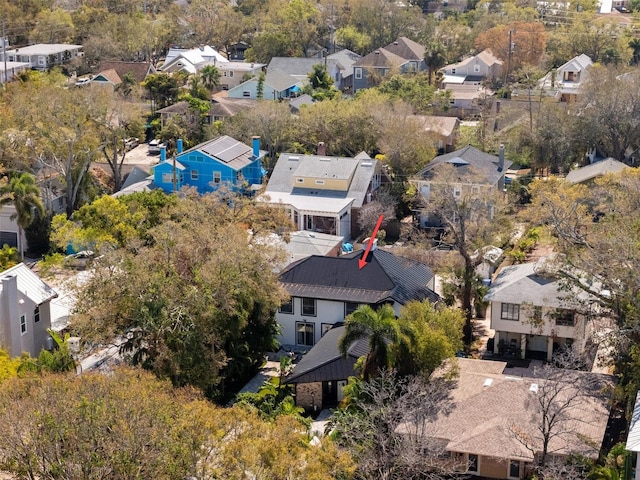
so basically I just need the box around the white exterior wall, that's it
[0,204,25,251]
[277,296,404,346]
[490,302,582,339]
[0,274,52,357]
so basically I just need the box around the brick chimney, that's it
[317,142,326,156]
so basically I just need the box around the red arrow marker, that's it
[359,214,384,269]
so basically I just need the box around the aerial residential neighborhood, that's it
[0,0,639,479]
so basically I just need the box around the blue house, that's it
[153,136,266,194]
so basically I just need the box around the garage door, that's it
[0,231,17,248]
[527,335,548,352]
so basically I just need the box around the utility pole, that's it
[505,30,513,85]
[2,20,7,88]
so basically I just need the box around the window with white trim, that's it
[474,64,480,73]
[355,67,362,79]
[34,306,40,323]
[20,314,26,334]
[242,91,251,97]
[229,71,234,77]
[162,173,173,184]
[501,303,520,320]
[191,170,199,180]
[213,172,221,184]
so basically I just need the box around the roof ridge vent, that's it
[529,383,539,393]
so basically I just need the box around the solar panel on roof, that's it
[201,137,251,163]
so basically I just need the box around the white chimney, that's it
[363,237,378,251]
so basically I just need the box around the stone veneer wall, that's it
[295,382,323,410]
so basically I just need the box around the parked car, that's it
[124,137,139,151]
[63,250,95,269]
[75,77,92,87]
[148,139,166,155]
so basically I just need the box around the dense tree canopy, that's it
[70,192,292,400]
[0,367,355,480]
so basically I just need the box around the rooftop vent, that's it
[289,156,300,161]
[529,383,539,393]
[320,157,331,162]
[361,161,373,166]
[483,378,493,387]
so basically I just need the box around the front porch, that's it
[492,332,573,362]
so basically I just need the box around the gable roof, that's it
[210,97,257,117]
[565,158,629,184]
[163,45,228,68]
[279,248,438,305]
[179,135,257,171]
[267,57,339,78]
[95,61,155,83]
[411,115,460,137]
[404,358,613,461]
[263,152,378,208]
[354,48,408,68]
[418,145,512,186]
[483,258,596,308]
[92,68,121,85]
[264,68,302,91]
[327,49,362,69]
[1,263,57,305]
[383,36,425,61]
[445,49,503,70]
[558,53,593,72]
[284,325,369,384]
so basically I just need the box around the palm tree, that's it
[338,304,398,380]
[199,65,221,92]
[2,173,44,259]
[424,41,447,86]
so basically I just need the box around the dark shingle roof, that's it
[418,145,513,187]
[353,48,407,68]
[284,325,369,384]
[279,249,438,305]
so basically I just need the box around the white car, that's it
[75,77,92,87]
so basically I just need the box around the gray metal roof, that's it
[418,145,512,187]
[1,263,57,305]
[264,153,377,208]
[279,248,439,305]
[284,325,369,384]
[179,135,255,171]
[327,49,361,69]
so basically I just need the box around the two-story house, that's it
[538,53,593,103]
[352,37,426,92]
[484,258,600,361]
[153,136,266,194]
[159,45,229,74]
[2,43,83,71]
[441,49,503,86]
[258,145,383,240]
[0,263,57,358]
[276,244,438,348]
[218,62,264,90]
[415,144,512,228]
